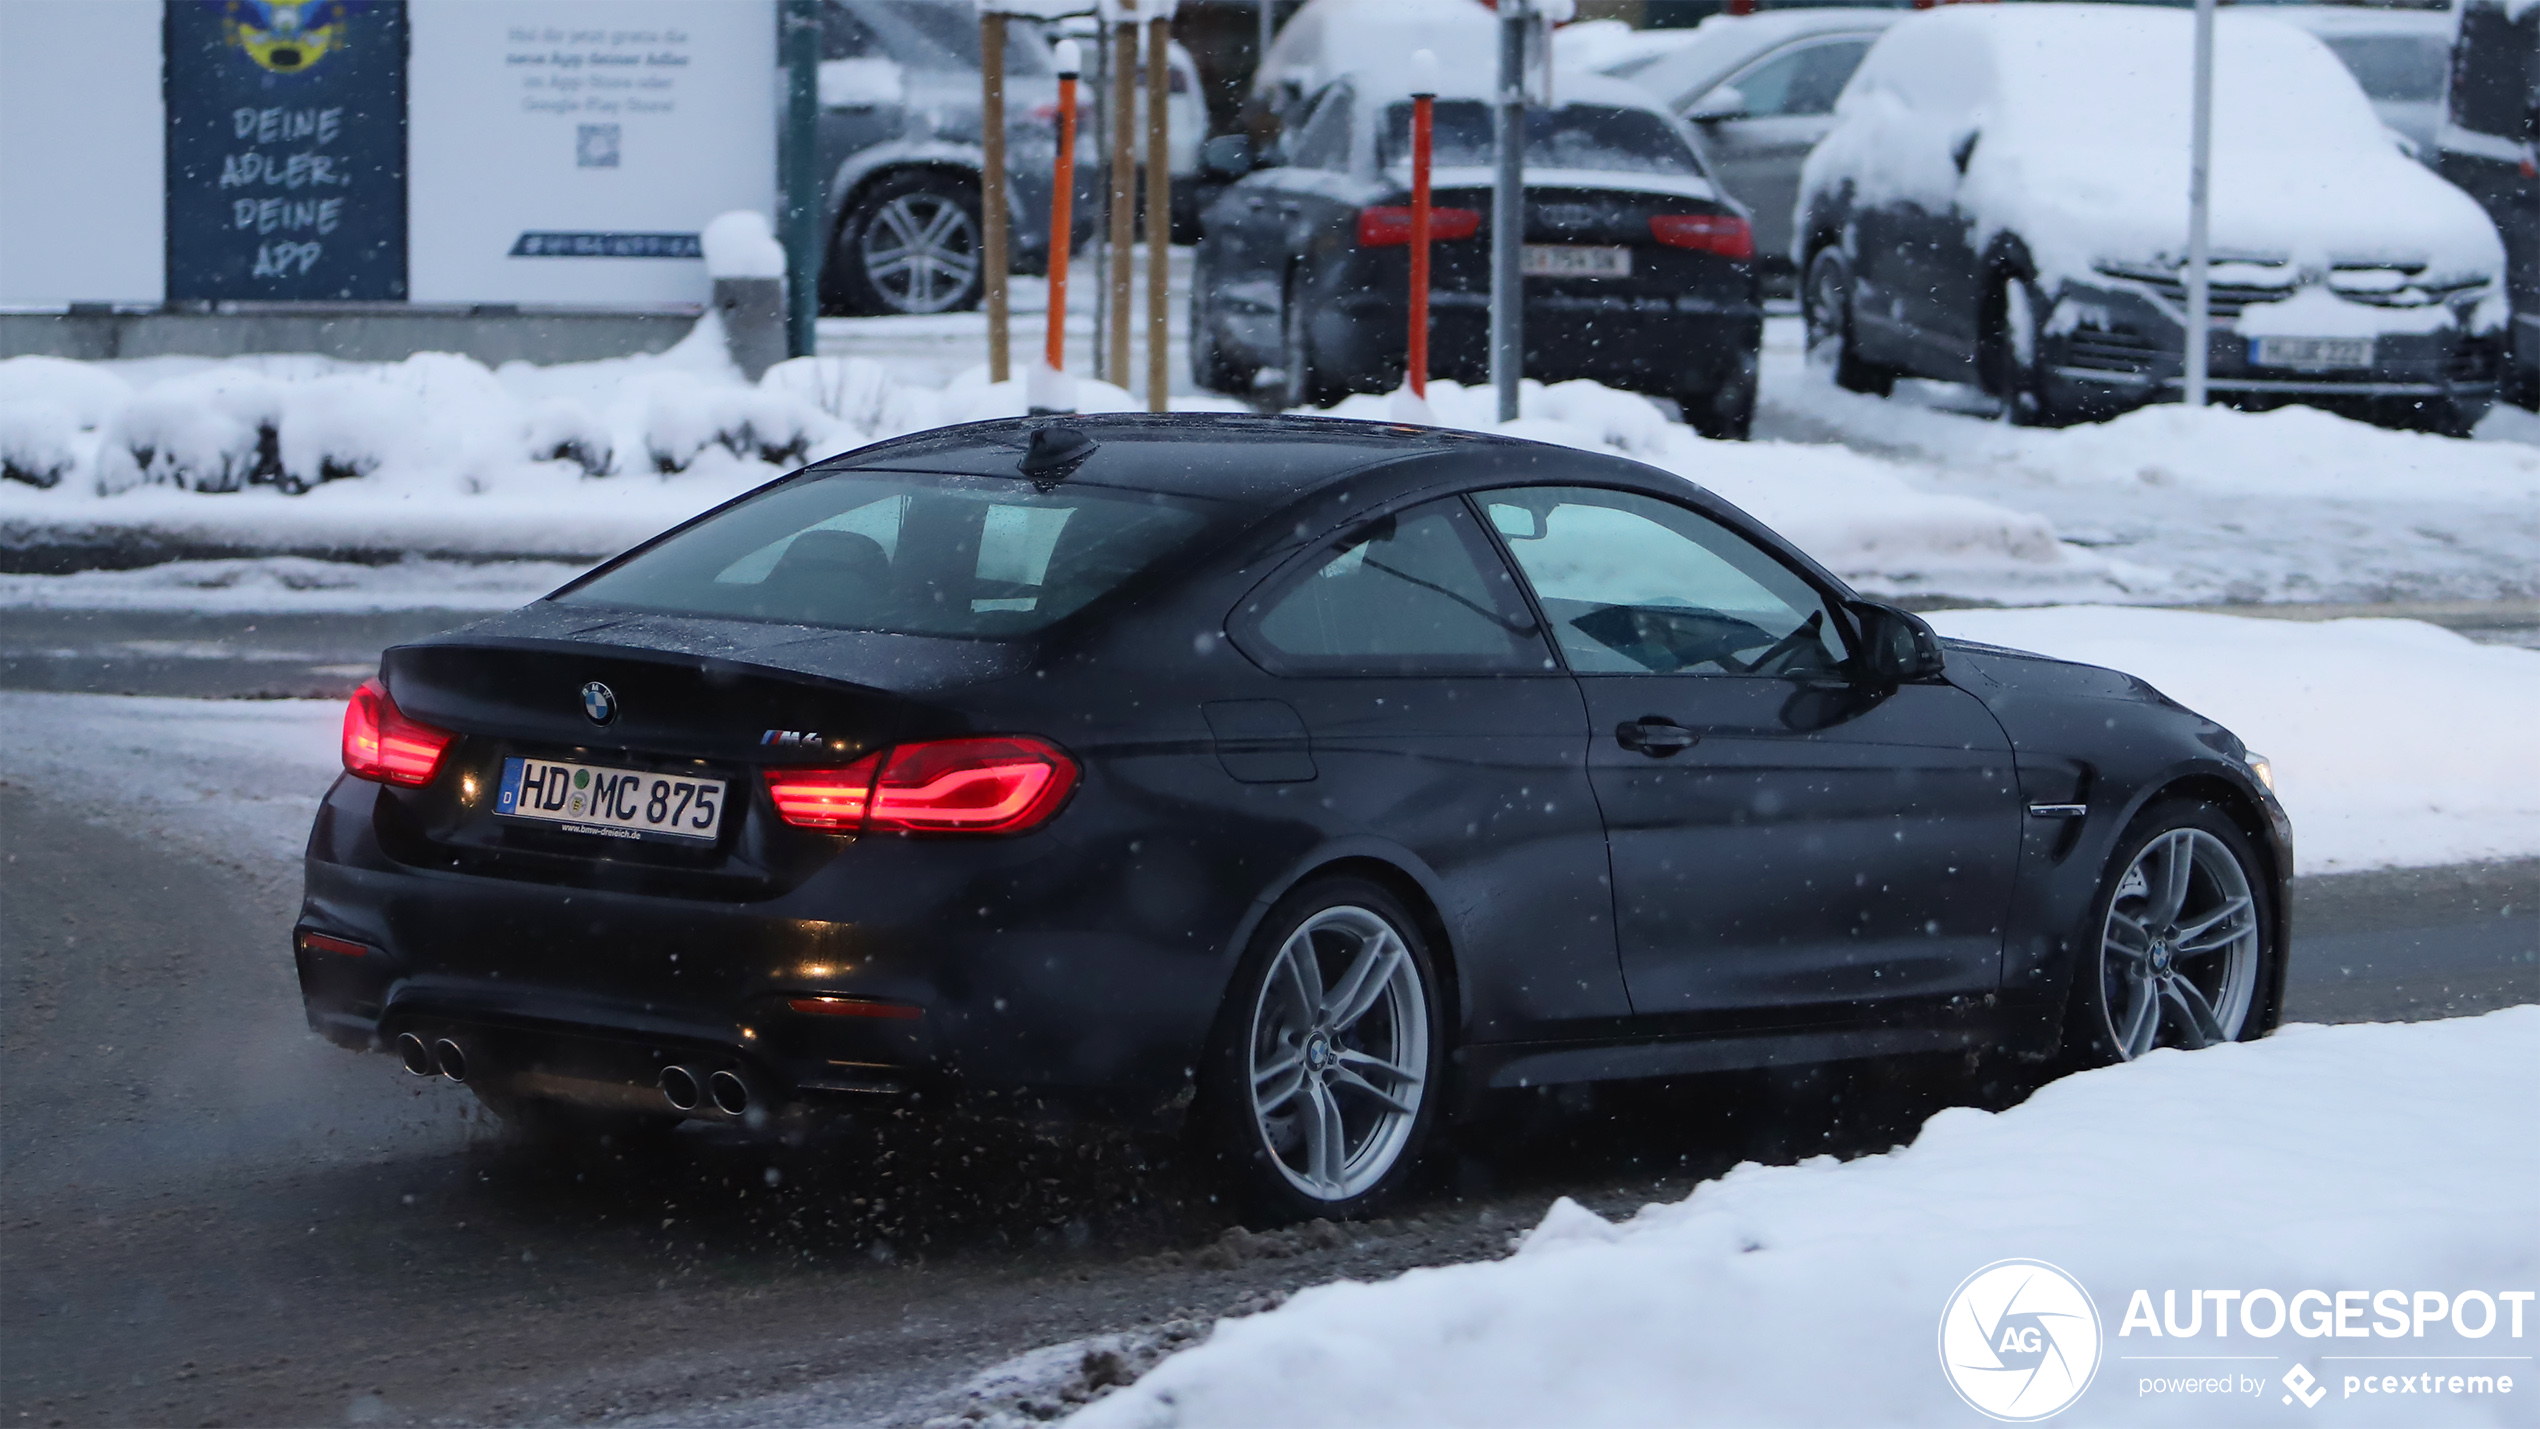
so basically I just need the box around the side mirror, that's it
[1200,134,1255,180]
[1685,85,1746,124]
[1850,600,1945,683]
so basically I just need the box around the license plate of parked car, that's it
[1523,245,1632,278]
[496,757,725,843]
[2251,335,2373,370]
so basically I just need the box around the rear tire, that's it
[831,170,985,317]
[2061,799,2277,1069]
[1805,247,1896,397]
[1277,272,1339,410]
[1198,877,1448,1223]
[1683,354,1757,441]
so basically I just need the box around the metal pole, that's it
[1109,13,1139,389]
[1409,63,1435,399]
[2183,0,2215,408]
[981,10,1011,384]
[1146,13,1173,413]
[1490,0,1528,423]
[780,0,822,360]
[1047,44,1081,375]
[1259,0,1275,98]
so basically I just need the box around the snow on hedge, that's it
[1072,1006,2540,1429]
[0,344,2115,603]
[1925,606,2540,875]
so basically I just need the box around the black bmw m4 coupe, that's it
[298,414,2289,1219]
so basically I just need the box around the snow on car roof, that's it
[1251,0,1498,103]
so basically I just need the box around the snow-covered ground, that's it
[1068,1007,2540,1429]
[0,554,580,612]
[1927,607,2540,876]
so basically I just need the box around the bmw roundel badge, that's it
[580,681,617,726]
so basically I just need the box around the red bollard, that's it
[1409,58,1437,399]
[1046,40,1081,375]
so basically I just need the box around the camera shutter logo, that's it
[1939,1260,2104,1421]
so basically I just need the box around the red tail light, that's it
[763,736,1078,836]
[764,752,881,830]
[788,996,923,1020]
[1357,205,1482,246]
[341,679,455,787]
[1650,213,1754,260]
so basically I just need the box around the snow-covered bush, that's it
[524,397,616,477]
[98,370,285,493]
[0,403,80,488]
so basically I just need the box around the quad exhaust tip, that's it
[659,1065,703,1112]
[396,1032,434,1077]
[707,1069,751,1117]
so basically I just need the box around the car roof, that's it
[815,413,1499,507]
[1334,66,1679,116]
[1621,9,1906,108]
[2260,5,2454,38]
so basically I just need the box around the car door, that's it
[1209,82,1355,368]
[1230,496,1630,1043]
[1684,35,1878,266]
[1473,484,2021,1022]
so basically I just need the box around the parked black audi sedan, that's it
[1190,73,1765,439]
[297,414,2288,1220]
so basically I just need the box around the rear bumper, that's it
[1312,285,1763,399]
[295,776,1236,1127]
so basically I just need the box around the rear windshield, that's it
[557,470,1220,638]
[2321,34,2449,104]
[1380,102,1704,175]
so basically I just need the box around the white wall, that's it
[0,0,166,306]
[406,0,777,305]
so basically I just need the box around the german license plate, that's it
[2251,335,2372,370]
[1523,245,1631,278]
[496,757,725,844]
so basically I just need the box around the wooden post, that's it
[1047,44,1081,375]
[1145,14,1172,412]
[1408,86,1433,398]
[980,10,1011,384]
[1108,11,1138,388]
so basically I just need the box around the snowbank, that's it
[1073,1007,2540,1429]
[1927,607,2540,875]
[1762,317,2540,606]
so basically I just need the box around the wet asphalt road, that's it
[1,614,2535,1429]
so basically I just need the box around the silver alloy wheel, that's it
[858,191,981,315]
[2098,827,2261,1060]
[1246,905,1430,1201]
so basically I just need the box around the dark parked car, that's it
[2438,0,2540,408]
[1798,4,2511,434]
[298,414,2290,1220]
[814,0,1093,315]
[1190,73,1765,439]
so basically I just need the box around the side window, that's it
[1239,498,1551,675]
[1713,38,1873,119]
[1288,84,1355,170]
[1477,486,1849,678]
[822,2,882,60]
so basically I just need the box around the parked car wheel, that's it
[1682,354,1756,441]
[1200,877,1446,1222]
[2063,800,2275,1067]
[832,171,986,317]
[1986,271,2067,428]
[1188,282,1252,394]
[1805,248,1895,397]
[1277,274,1340,410]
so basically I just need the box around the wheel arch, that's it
[1217,843,1468,1047]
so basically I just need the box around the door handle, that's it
[1615,717,1699,758]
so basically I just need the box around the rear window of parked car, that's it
[557,470,1220,638]
[2320,34,2449,104]
[1380,102,1705,175]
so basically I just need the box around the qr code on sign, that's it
[577,124,621,168]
